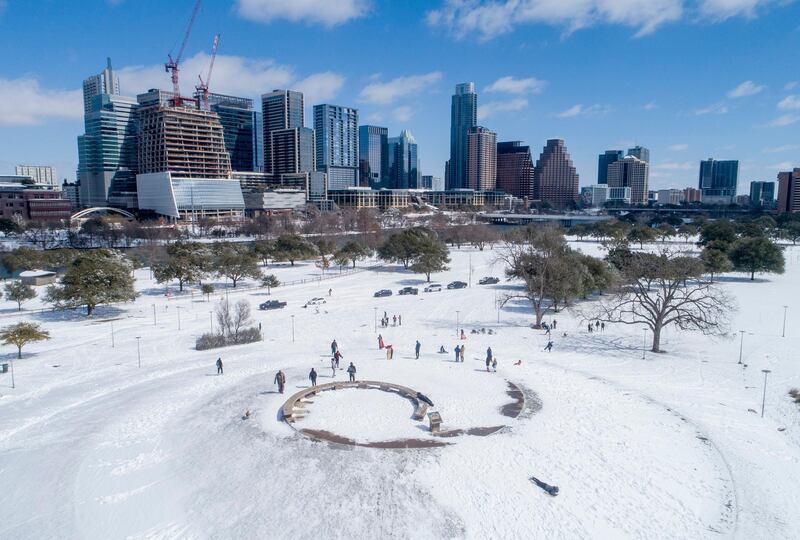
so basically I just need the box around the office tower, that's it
[496,141,534,198]
[15,165,57,186]
[77,89,140,207]
[597,150,624,185]
[777,169,800,213]
[607,155,649,205]
[261,90,305,174]
[387,130,420,189]
[200,93,256,172]
[446,82,477,190]
[254,115,264,171]
[749,181,776,207]
[359,125,388,188]
[627,145,650,163]
[465,126,496,191]
[270,127,315,175]
[314,104,359,190]
[137,91,231,178]
[82,57,120,115]
[533,139,579,207]
[698,158,739,204]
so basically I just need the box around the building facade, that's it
[777,169,800,213]
[15,165,57,186]
[465,126,496,191]
[597,150,624,185]
[683,187,703,203]
[82,57,120,115]
[496,141,534,199]
[387,130,420,189]
[749,181,776,208]
[607,155,649,205]
[202,93,256,172]
[0,184,72,222]
[656,189,685,206]
[627,145,650,163]
[699,159,739,204]
[358,125,388,188]
[136,172,244,221]
[446,82,477,190]
[533,139,580,207]
[270,127,315,176]
[261,90,304,175]
[314,104,359,190]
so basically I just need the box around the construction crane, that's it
[196,34,220,111]
[164,0,202,105]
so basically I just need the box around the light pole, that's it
[738,330,746,364]
[111,321,115,348]
[468,253,473,288]
[9,357,15,389]
[373,307,377,333]
[782,305,788,338]
[291,315,295,343]
[456,310,460,338]
[209,311,214,334]
[761,369,771,418]
[136,336,141,368]
[642,328,647,360]
[152,304,157,326]
[177,306,182,330]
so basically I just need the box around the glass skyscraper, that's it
[358,125,388,188]
[699,159,739,204]
[446,82,477,190]
[204,93,256,172]
[82,57,120,115]
[497,141,534,198]
[627,145,650,163]
[598,150,624,184]
[387,130,419,189]
[314,104,359,189]
[261,90,305,175]
[749,180,775,207]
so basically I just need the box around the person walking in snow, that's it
[415,340,421,359]
[595,321,600,330]
[485,355,491,371]
[386,345,394,360]
[398,315,402,326]
[492,358,498,372]
[460,329,466,340]
[601,322,605,332]
[216,357,223,375]
[330,357,337,378]
[544,341,553,352]
[393,315,397,326]
[486,347,493,363]
[552,319,557,330]
[331,340,338,355]
[334,350,343,368]
[347,362,357,382]
[587,323,593,333]
[460,344,465,362]
[274,370,286,393]
[309,367,318,386]
[328,288,332,296]
[378,334,385,349]
[454,344,461,363]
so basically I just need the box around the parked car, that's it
[374,289,393,297]
[303,297,326,308]
[259,300,287,310]
[478,276,500,285]
[398,286,419,295]
[424,283,442,292]
[447,281,468,289]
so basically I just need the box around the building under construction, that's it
[136,89,231,179]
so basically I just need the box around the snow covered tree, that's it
[592,251,733,353]
[152,242,210,291]
[378,227,436,269]
[656,223,676,243]
[728,236,785,281]
[410,237,450,282]
[201,283,214,301]
[261,274,280,294]
[4,281,36,311]
[271,234,316,266]
[334,241,372,269]
[627,225,657,249]
[700,247,732,282]
[0,321,50,358]
[212,243,261,288]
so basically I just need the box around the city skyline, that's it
[1,1,799,192]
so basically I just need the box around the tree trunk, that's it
[17,345,22,359]
[651,324,662,353]
[750,269,755,280]
[179,279,184,292]
[426,272,431,282]
[87,304,94,316]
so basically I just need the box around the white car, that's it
[303,297,326,308]
[424,283,442,292]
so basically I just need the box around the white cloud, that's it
[669,143,689,151]
[696,0,782,21]
[785,81,799,90]
[762,144,800,153]
[770,161,795,170]
[694,102,729,115]
[366,112,385,123]
[653,161,694,170]
[478,98,529,120]
[727,80,765,98]
[358,72,442,105]
[768,114,800,127]
[643,102,658,110]
[236,0,370,26]
[555,103,609,118]
[295,72,345,105]
[777,94,800,110]
[0,77,82,126]
[393,106,413,122]
[485,75,546,94]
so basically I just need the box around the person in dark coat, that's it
[544,341,553,352]
[454,345,461,362]
[331,340,338,355]
[415,340,421,359]
[334,350,343,367]
[486,347,493,362]
[216,357,223,375]
[309,368,317,386]
[274,370,286,393]
[347,362,357,382]
[485,356,491,371]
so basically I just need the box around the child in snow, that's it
[544,341,553,352]
[492,358,498,372]
[438,346,447,354]
[386,345,394,360]
[331,357,337,377]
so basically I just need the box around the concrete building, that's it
[329,188,410,210]
[82,57,120,115]
[749,181,776,208]
[466,127,496,191]
[656,189,685,206]
[136,172,244,221]
[607,186,632,204]
[314,104,359,190]
[261,90,305,175]
[243,189,306,217]
[426,189,486,209]
[533,139,579,207]
[496,141,534,199]
[446,82,478,190]
[61,180,79,208]
[607,155,649,205]
[0,183,72,222]
[15,165,57,186]
[699,159,739,204]
[201,93,257,172]
[358,125,388,188]
[627,145,650,164]
[581,185,607,207]
[421,175,444,191]
[683,187,703,203]
[597,150,624,185]
[777,169,800,213]
[387,130,420,189]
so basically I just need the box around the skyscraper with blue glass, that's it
[446,82,477,190]
[699,158,739,204]
[314,104,359,190]
[597,150,624,184]
[387,130,419,189]
[359,125,388,188]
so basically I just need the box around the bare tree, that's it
[215,298,233,337]
[591,250,733,352]
[232,299,252,339]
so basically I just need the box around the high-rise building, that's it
[15,165,57,186]
[496,141,534,198]
[201,93,256,172]
[465,126,496,191]
[607,155,649,205]
[597,150,624,184]
[627,145,650,163]
[270,127,315,176]
[699,159,739,204]
[533,139,580,207]
[137,91,231,179]
[359,125,388,188]
[387,130,420,189]
[314,104,359,190]
[82,57,120,115]
[777,169,800,213]
[446,82,477,190]
[261,90,305,175]
[749,181,776,208]
[61,180,80,208]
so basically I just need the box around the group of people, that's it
[380,311,402,328]
[485,347,498,372]
[587,321,605,333]
[271,363,358,394]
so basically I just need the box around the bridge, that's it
[70,207,136,222]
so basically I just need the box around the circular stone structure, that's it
[280,380,526,449]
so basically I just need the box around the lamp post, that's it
[642,328,647,360]
[136,336,141,368]
[177,306,182,331]
[209,311,214,334]
[152,304,157,326]
[291,315,295,343]
[782,305,788,338]
[456,310,460,338]
[738,330,746,365]
[373,307,377,333]
[761,369,771,418]
[111,321,115,348]
[9,357,15,389]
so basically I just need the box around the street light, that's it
[761,369,772,418]
[111,321,115,348]
[177,306,182,330]
[152,304,157,326]
[782,305,788,338]
[373,307,377,333]
[738,330,746,365]
[209,311,214,334]
[642,328,647,360]
[136,336,141,368]
[291,314,295,343]
[456,310,460,338]
[9,357,15,389]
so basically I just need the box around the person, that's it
[393,315,397,326]
[328,288,332,296]
[274,370,286,393]
[216,357,223,375]
[542,321,549,332]
[331,340,338,355]
[552,319,557,330]
[415,340,421,359]
[595,321,600,330]
[601,322,605,332]
[486,347,493,363]
[460,329,466,340]
[386,345,394,360]
[347,362,357,382]
[330,357,337,378]
[438,345,447,354]
[587,323,593,333]
[378,334,385,349]
[334,350,343,368]
[309,367,318,386]
[514,359,522,366]
[492,358,498,372]
[485,355,491,371]
[460,344,465,362]
[544,341,553,352]
[454,344,461,363]
[398,315,402,326]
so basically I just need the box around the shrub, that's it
[195,326,262,350]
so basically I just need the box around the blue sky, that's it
[1,0,799,193]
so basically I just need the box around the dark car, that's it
[479,276,500,285]
[259,300,287,310]
[447,281,468,290]
[374,289,393,297]
[398,287,419,295]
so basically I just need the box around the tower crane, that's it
[196,34,220,111]
[164,0,201,105]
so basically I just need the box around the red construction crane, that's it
[196,34,220,111]
[165,0,202,105]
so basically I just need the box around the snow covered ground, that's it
[1,242,799,539]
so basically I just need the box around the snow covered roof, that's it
[19,269,56,277]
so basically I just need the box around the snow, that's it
[0,241,799,538]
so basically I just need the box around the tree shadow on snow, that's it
[33,305,126,323]
[713,275,770,284]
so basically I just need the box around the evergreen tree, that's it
[4,281,36,311]
[0,321,50,358]
[728,236,785,280]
